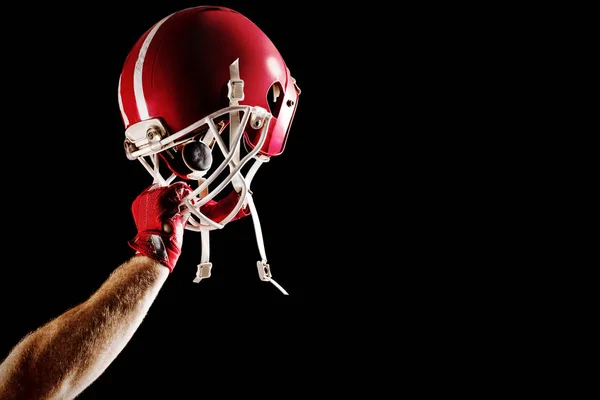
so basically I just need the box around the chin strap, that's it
[192,59,289,295]
[192,159,289,295]
[245,190,289,295]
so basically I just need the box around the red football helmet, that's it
[118,6,300,294]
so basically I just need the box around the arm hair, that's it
[0,255,169,400]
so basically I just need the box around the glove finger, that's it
[173,181,193,201]
[159,182,193,219]
[167,181,193,202]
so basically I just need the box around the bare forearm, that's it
[0,256,168,400]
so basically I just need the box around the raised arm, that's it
[0,182,192,400]
[0,256,167,399]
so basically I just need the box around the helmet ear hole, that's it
[182,141,213,171]
[267,82,284,118]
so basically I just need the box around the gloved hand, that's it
[128,182,193,272]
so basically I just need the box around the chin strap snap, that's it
[193,262,212,283]
[257,261,288,295]
[193,229,212,283]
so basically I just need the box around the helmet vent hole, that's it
[266,82,284,119]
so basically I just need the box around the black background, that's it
[0,0,482,396]
[0,1,381,397]
[0,2,547,396]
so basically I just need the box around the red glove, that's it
[128,182,192,272]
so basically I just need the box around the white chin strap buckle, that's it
[257,260,289,295]
[193,262,212,283]
[257,261,272,281]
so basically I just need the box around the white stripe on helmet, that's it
[133,13,174,120]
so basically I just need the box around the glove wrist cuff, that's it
[128,232,178,272]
